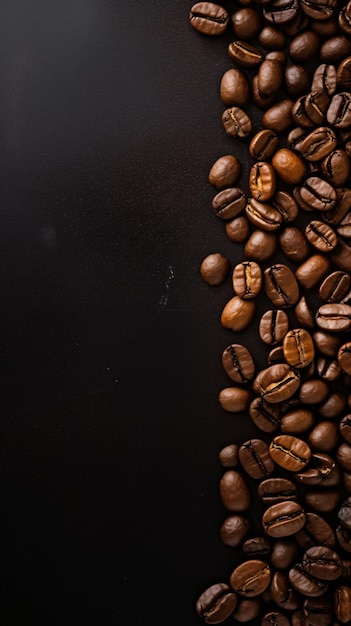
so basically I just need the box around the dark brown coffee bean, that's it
[190,2,230,35]
[295,512,335,550]
[269,435,311,472]
[249,396,281,433]
[222,343,255,384]
[271,148,307,186]
[289,30,320,62]
[296,452,338,487]
[245,229,277,262]
[308,421,339,452]
[249,163,276,202]
[298,379,329,404]
[331,237,351,273]
[318,391,346,418]
[292,96,316,129]
[313,330,341,357]
[259,26,286,50]
[220,68,250,107]
[272,191,299,223]
[218,386,252,413]
[264,263,299,308]
[262,611,290,626]
[340,415,351,444]
[200,253,230,285]
[242,536,271,559]
[225,215,249,243]
[303,597,333,626]
[337,56,351,89]
[305,91,330,126]
[249,129,279,161]
[232,598,262,623]
[319,271,351,301]
[297,127,337,162]
[222,107,252,138]
[312,63,337,96]
[270,570,301,611]
[256,364,301,404]
[270,539,300,571]
[231,7,261,40]
[327,92,351,129]
[212,187,246,219]
[220,515,250,547]
[259,309,289,346]
[323,186,351,225]
[305,221,337,253]
[258,478,297,506]
[263,0,300,25]
[316,303,351,332]
[232,261,262,300]
[299,177,337,212]
[218,443,239,468]
[336,523,351,552]
[252,75,277,111]
[262,99,294,133]
[289,563,329,598]
[337,442,351,472]
[337,211,351,239]
[195,582,238,623]
[305,489,341,513]
[209,155,241,189]
[285,64,311,98]
[334,585,351,624]
[221,296,256,332]
[219,470,251,512]
[227,40,262,68]
[316,357,342,382]
[238,439,275,480]
[311,14,338,37]
[280,408,314,435]
[320,35,351,63]
[295,254,331,289]
[283,328,315,369]
[257,60,283,98]
[338,342,351,374]
[230,560,271,597]
[322,149,350,187]
[262,500,306,538]
[295,296,315,329]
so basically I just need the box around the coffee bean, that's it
[295,254,331,289]
[252,75,277,111]
[280,408,315,435]
[337,341,351,373]
[305,221,337,253]
[262,500,306,538]
[270,570,301,611]
[200,253,230,285]
[302,597,333,626]
[220,515,250,547]
[330,237,351,272]
[305,90,330,126]
[227,40,262,68]
[320,35,351,63]
[232,261,262,300]
[261,611,290,626]
[246,198,282,231]
[295,296,315,329]
[269,435,311,472]
[295,512,335,550]
[249,396,281,433]
[209,155,241,189]
[272,191,299,223]
[323,186,351,225]
[316,303,351,332]
[337,211,351,239]
[245,229,277,262]
[299,177,337,212]
[271,148,307,186]
[321,149,350,186]
[262,99,294,133]
[222,107,252,138]
[218,386,252,413]
[259,25,286,50]
[316,357,342,381]
[218,443,239,468]
[257,478,297,506]
[221,296,256,331]
[285,64,311,98]
[263,0,300,25]
[225,215,250,242]
[270,539,300,571]
[238,439,275,480]
[334,585,351,623]
[230,560,271,597]
[259,310,289,346]
[219,470,251,512]
[289,563,329,598]
[327,91,351,128]
[336,523,351,553]
[319,270,351,301]
[337,55,351,89]
[298,379,330,404]
[231,7,261,40]
[257,60,283,98]
[195,582,238,623]
[222,343,255,383]
[264,263,299,308]
[312,63,337,96]
[190,2,230,36]
[313,330,341,357]
[283,328,315,369]
[212,187,246,219]
[249,129,279,161]
[242,537,271,559]
[232,597,261,623]
[336,442,351,472]
[248,163,276,202]
[220,68,250,107]
[340,414,351,444]
[297,127,337,162]
[339,3,351,36]
[305,489,341,513]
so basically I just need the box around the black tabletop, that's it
[0,1,279,624]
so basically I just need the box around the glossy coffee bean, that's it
[316,303,351,332]
[296,452,337,487]
[337,442,351,472]
[225,215,250,242]
[280,408,314,435]
[220,68,250,107]
[263,0,300,25]
[336,523,351,553]
[272,191,299,223]
[318,392,346,419]
[305,221,337,253]
[227,40,262,68]
[298,379,329,404]
[283,328,314,369]
[285,64,310,98]
[289,30,320,62]
[305,488,341,513]
[218,443,239,468]
[256,364,301,404]
[338,342,351,374]
[230,560,271,597]
[222,343,255,383]
[295,254,331,289]
[238,439,275,480]
[222,107,252,138]
[261,611,290,626]
[259,309,289,346]
[316,357,342,381]
[334,585,351,623]
[269,435,311,472]
[262,500,306,538]
[221,296,256,331]
[219,470,251,512]
[299,177,337,212]
[289,563,329,598]
[337,56,351,89]
[258,25,285,50]
[249,129,278,161]
[233,261,262,300]
[302,545,342,581]
[264,263,299,308]
[245,198,283,233]
[208,155,241,189]
[249,163,276,202]
[312,63,337,96]
[249,396,281,433]
[189,2,230,35]
[231,7,261,40]
[242,536,271,559]
[232,597,261,623]
[257,478,297,506]
[245,230,277,262]
[262,99,294,133]
[270,570,301,611]
[297,127,337,162]
[319,271,351,302]
[220,515,250,547]
[257,60,283,98]
[212,187,246,219]
[252,75,277,110]
[271,148,307,186]
[200,253,230,285]
[218,386,252,413]
[195,582,238,624]
[302,597,333,626]
[321,149,350,187]
[270,539,300,571]
[313,330,341,357]
[308,421,339,452]
[295,512,335,550]
[327,91,351,129]
[320,35,351,63]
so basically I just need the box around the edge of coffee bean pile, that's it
[190,1,351,625]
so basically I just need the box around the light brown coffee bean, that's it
[230,560,271,597]
[233,261,262,299]
[219,470,251,512]
[218,386,252,413]
[283,328,315,369]
[269,435,311,472]
[221,296,256,331]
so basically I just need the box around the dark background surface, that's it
[0,1,270,624]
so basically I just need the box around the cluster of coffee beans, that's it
[191,1,351,625]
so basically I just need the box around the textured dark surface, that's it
[0,1,267,624]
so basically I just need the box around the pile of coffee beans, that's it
[191,1,351,624]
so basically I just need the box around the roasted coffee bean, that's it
[249,129,279,161]
[323,186,351,225]
[289,30,320,62]
[195,582,238,623]
[272,191,299,223]
[340,414,351,444]
[276,225,309,263]
[292,96,316,129]
[295,254,331,289]
[338,341,351,374]
[305,91,330,127]
[302,546,342,582]
[238,439,275,480]
[246,198,282,231]
[299,177,337,212]
[218,386,252,413]
[251,75,277,110]
[280,408,315,435]
[289,563,329,598]
[249,396,281,433]
[209,154,241,189]
[269,435,311,472]
[270,570,301,611]
[230,560,271,598]
[221,296,256,331]
[313,330,341,357]
[220,68,250,107]
[296,452,336,485]
[231,7,261,40]
[220,515,250,547]
[285,64,310,98]
[200,253,230,285]
[262,99,294,133]
[268,346,285,364]
[232,598,261,623]
[336,442,351,472]
[256,364,301,404]
[295,296,315,329]
[311,14,339,38]
[218,443,239,468]
[336,523,351,552]
[227,40,262,68]
[233,261,262,300]
[271,148,307,186]
[263,0,300,25]
[302,597,333,626]
[219,470,251,512]
[222,343,255,383]
[270,539,300,571]
[316,357,342,381]
[319,271,351,301]
[258,478,297,506]
[212,187,246,219]
[245,230,277,262]
[259,25,285,50]
[298,379,329,404]
[316,303,351,332]
[261,611,290,626]
[257,60,283,98]
[259,309,289,346]
[264,263,299,308]
[189,2,230,35]
[337,211,351,239]
[305,221,337,253]
[334,585,351,624]
[297,127,337,162]
[283,328,315,369]
[226,215,250,242]
[312,63,337,96]
[305,488,341,513]
[295,512,335,550]
[337,56,351,89]
[331,237,351,273]
[242,537,271,559]
[222,107,252,138]
[320,35,351,63]
[262,500,306,538]
[321,149,350,187]
[249,163,276,202]
[327,91,351,128]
